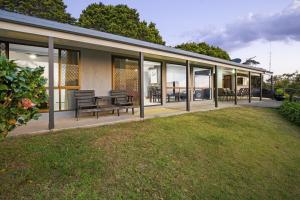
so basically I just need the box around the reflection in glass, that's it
[113,57,139,105]
[9,44,80,111]
[0,41,8,57]
[9,43,59,86]
[60,49,80,86]
[144,61,161,106]
[166,64,186,103]
[193,67,212,100]
[54,89,60,111]
[60,89,77,110]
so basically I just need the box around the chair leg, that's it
[132,108,134,115]
[126,108,128,113]
[117,109,120,116]
[77,110,79,121]
[112,110,115,114]
[97,112,99,119]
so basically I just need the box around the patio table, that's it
[95,96,120,116]
[95,96,135,115]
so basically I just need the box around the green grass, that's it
[0,107,299,200]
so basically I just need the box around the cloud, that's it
[192,0,300,50]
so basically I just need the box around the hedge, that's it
[279,101,300,126]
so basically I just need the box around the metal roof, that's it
[0,9,268,73]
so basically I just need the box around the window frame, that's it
[7,41,81,112]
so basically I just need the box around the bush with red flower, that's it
[0,56,47,138]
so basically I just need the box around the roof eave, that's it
[0,9,269,73]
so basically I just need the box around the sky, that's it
[64,0,300,75]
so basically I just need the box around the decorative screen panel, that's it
[113,58,139,105]
[60,49,79,86]
[0,42,8,58]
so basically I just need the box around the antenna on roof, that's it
[246,56,256,61]
[269,42,272,72]
[231,58,242,63]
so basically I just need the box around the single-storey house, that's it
[0,10,274,134]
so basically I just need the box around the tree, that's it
[0,56,47,138]
[272,71,300,90]
[0,0,76,24]
[78,3,165,45]
[175,42,231,60]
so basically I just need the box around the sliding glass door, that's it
[166,63,186,103]
[58,49,80,110]
[112,57,139,105]
[144,61,162,106]
[193,67,212,100]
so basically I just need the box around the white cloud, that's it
[192,0,300,51]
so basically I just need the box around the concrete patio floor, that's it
[9,98,281,137]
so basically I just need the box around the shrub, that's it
[0,56,48,138]
[275,88,284,95]
[279,101,300,126]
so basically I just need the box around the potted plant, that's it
[274,88,285,101]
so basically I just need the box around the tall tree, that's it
[175,42,231,60]
[0,0,76,24]
[78,3,165,45]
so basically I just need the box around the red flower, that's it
[21,98,35,109]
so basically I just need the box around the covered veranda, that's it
[0,10,274,137]
[9,99,281,137]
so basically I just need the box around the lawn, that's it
[0,107,299,199]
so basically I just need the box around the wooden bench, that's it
[74,90,99,120]
[74,90,120,120]
[110,90,135,115]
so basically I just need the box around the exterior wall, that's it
[231,74,235,90]
[80,48,112,96]
[217,66,223,88]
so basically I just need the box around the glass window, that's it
[0,41,8,57]
[237,77,244,85]
[113,57,139,105]
[9,44,80,111]
[237,77,249,86]
[144,61,161,106]
[193,67,212,100]
[9,43,59,87]
[60,89,77,110]
[166,64,186,102]
[60,49,80,86]
[54,89,60,111]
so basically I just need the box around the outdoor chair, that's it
[218,88,226,101]
[74,90,100,120]
[110,90,135,114]
[237,88,244,99]
[237,88,249,99]
[167,92,180,102]
[224,88,235,101]
[148,86,161,103]
[179,91,187,101]
[152,88,161,103]
[243,88,250,98]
